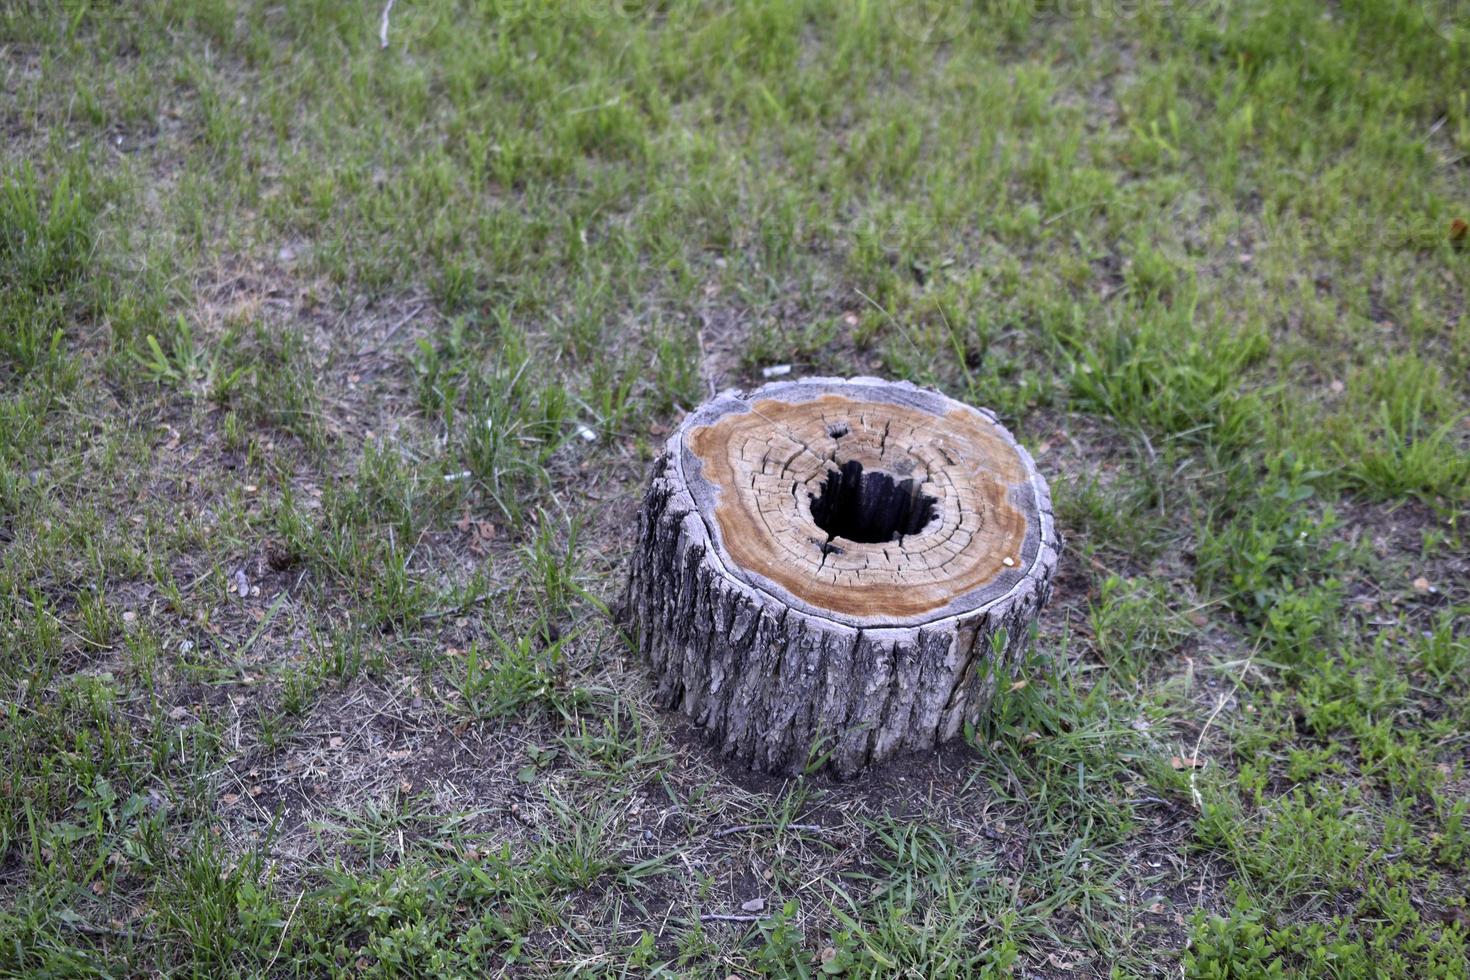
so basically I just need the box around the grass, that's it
[1,0,1467,975]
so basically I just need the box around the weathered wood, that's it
[626,376,1058,778]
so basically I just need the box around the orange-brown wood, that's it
[686,391,1033,622]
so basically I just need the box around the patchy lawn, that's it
[2,1,1467,976]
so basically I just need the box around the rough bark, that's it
[626,376,1058,778]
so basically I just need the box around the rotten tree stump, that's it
[626,376,1058,777]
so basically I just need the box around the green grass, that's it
[1,0,1468,975]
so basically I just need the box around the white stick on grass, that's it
[379,0,395,49]
[1189,640,1261,811]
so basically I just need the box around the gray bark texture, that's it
[625,377,1058,778]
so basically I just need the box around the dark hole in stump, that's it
[810,460,937,544]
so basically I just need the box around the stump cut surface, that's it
[628,376,1058,776]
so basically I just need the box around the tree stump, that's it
[626,376,1058,777]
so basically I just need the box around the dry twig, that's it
[264,890,304,973]
[357,303,424,355]
[1188,640,1261,810]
